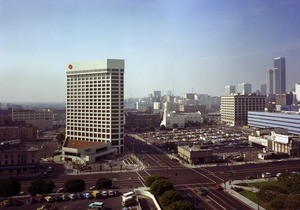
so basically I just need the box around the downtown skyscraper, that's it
[274,57,286,94]
[65,59,125,154]
[266,57,286,95]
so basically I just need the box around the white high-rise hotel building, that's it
[66,59,125,154]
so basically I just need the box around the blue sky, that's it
[0,0,300,102]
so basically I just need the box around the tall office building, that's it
[225,85,235,96]
[260,84,267,95]
[66,59,124,154]
[221,95,266,126]
[266,69,274,95]
[237,83,252,95]
[274,57,286,94]
[296,83,300,103]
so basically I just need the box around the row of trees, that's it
[145,175,194,210]
[0,177,112,197]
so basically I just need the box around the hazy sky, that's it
[1,0,300,102]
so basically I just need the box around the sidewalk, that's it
[223,180,265,210]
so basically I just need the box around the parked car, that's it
[57,194,70,202]
[108,190,114,197]
[69,193,77,200]
[44,196,54,203]
[102,190,108,198]
[2,199,11,207]
[82,192,93,199]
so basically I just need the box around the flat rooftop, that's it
[63,139,104,149]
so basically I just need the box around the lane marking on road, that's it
[186,185,218,210]
[144,169,151,176]
[145,154,164,167]
[188,168,217,183]
[206,194,227,210]
[136,172,146,187]
[136,171,145,182]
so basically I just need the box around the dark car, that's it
[196,188,208,196]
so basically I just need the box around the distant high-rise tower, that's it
[260,84,267,95]
[238,83,252,95]
[266,69,274,95]
[153,91,161,102]
[274,57,286,94]
[225,85,235,96]
[66,59,124,154]
[296,83,300,103]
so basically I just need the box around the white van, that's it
[88,202,104,209]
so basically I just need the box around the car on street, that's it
[261,172,272,178]
[196,188,208,196]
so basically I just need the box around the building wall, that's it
[266,69,274,95]
[12,109,53,130]
[66,59,124,154]
[274,57,286,94]
[125,112,161,129]
[248,111,300,135]
[221,95,266,126]
[296,83,300,103]
[0,148,39,176]
[0,126,37,141]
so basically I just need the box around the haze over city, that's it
[1,0,300,102]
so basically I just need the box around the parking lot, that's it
[137,125,263,162]
[1,192,125,210]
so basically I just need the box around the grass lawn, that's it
[239,190,268,209]
[247,180,284,189]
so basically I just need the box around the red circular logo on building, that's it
[68,65,73,70]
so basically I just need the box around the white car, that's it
[262,172,271,178]
[69,193,77,200]
[82,192,92,199]
[102,190,108,198]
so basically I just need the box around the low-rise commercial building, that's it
[0,143,39,176]
[161,111,203,129]
[125,112,161,130]
[178,145,213,164]
[62,139,117,164]
[0,125,37,141]
[12,108,53,130]
[248,128,300,157]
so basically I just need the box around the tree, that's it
[160,190,183,207]
[56,133,65,146]
[96,178,112,190]
[28,179,55,196]
[160,125,166,130]
[64,179,85,193]
[150,179,174,196]
[145,175,167,187]
[167,200,194,210]
[0,178,21,197]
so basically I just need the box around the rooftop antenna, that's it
[192,85,194,93]
[173,85,174,96]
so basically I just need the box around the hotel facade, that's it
[65,59,124,155]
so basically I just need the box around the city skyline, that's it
[1,0,300,102]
